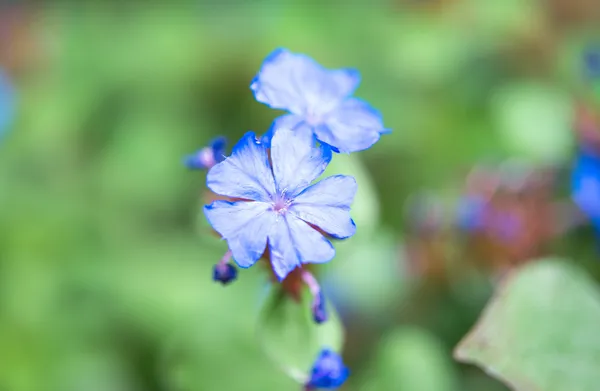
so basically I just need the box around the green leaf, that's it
[360,327,459,391]
[327,228,408,317]
[454,259,600,391]
[491,83,574,165]
[257,284,344,383]
[323,153,380,234]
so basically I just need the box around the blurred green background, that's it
[1,1,600,390]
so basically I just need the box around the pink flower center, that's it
[272,195,291,214]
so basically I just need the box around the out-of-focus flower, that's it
[305,349,349,390]
[0,68,14,138]
[458,162,557,271]
[405,162,560,282]
[584,46,600,79]
[204,127,357,281]
[184,136,227,170]
[251,48,389,153]
[572,148,600,228]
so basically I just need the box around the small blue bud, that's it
[312,291,328,324]
[305,349,349,390]
[213,263,237,285]
[184,136,227,170]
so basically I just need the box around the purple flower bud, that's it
[312,291,328,324]
[212,263,237,285]
[305,349,349,390]
[184,136,227,170]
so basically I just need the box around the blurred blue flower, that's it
[251,48,389,153]
[305,349,349,390]
[584,46,600,79]
[572,149,600,227]
[0,68,14,139]
[456,196,487,232]
[204,128,357,281]
[184,136,227,170]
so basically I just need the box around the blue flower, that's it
[204,127,357,281]
[251,48,389,153]
[184,136,227,170]
[305,349,350,390]
[0,68,14,139]
[572,148,600,227]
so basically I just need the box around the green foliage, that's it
[455,260,600,391]
[257,285,345,383]
[491,83,574,165]
[359,327,459,391]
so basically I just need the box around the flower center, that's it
[305,113,321,126]
[272,194,291,214]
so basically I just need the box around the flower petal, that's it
[291,175,357,239]
[270,127,332,196]
[204,200,275,268]
[207,132,276,202]
[260,114,307,148]
[315,98,387,153]
[268,215,335,280]
[250,48,360,117]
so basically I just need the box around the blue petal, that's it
[207,132,276,202]
[315,98,387,153]
[260,114,306,148]
[572,150,600,224]
[270,127,332,197]
[250,48,360,117]
[204,200,276,268]
[291,175,357,239]
[259,124,275,148]
[268,215,335,281]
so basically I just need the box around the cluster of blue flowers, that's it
[185,48,388,390]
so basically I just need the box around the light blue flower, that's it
[251,48,389,153]
[204,127,357,280]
